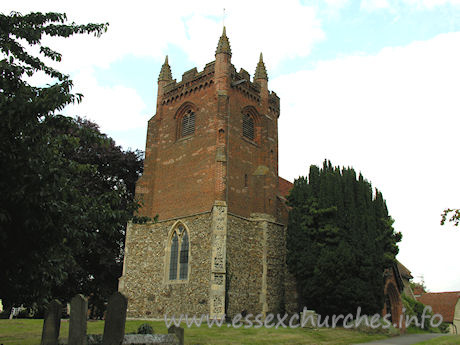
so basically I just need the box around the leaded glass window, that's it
[179,232,189,280]
[168,224,189,281]
[169,233,178,280]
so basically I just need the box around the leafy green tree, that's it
[287,160,402,317]
[402,294,437,330]
[410,281,427,294]
[441,209,459,227]
[0,12,141,311]
[43,115,144,315]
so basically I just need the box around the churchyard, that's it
[0,318,388,345]
[0,292,392,345]
[3,319,459,345]
[2,292,458,345]
[0,292,389,345]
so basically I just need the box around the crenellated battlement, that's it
[269,91,280,117]
[161,61,215,105]
[158,27,279,116]
[230,66,262,103]
[159,60,279,112]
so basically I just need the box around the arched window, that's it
[242,113,254,140]
[179,232,189,279]
[168,233,179,280]
[181,109,195,137]
[175,102,197,140]
[168,223,190,281]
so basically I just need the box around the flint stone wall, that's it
[121,211,294,319]
[264,220,287,314]
[226,214,263,316]
[226,214,288,317]
[120,213,212,318]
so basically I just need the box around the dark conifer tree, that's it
[286,160,401,317]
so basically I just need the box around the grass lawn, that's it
[0,318,389,345]
[414,335,460,345]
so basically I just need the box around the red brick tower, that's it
[135,27,280,221]
[120,28,295,320]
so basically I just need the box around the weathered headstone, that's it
[68,294,88,345]
[41,300,63,345]
[167,326,184,345]
[102,292,128,345]
[301,309,318,328]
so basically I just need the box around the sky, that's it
[2,0,460,293]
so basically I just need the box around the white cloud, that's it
[187,1,325,69]
[361,0,392,11]
[325,0,351,8]
[401,0,460,9]
[360,0,460,11]
[2,0,324,142]
[63,68,148,132]
[272,32,460,292]
[2,0,324,73]
[321,0,351,18]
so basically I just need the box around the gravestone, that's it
[68,294,88,345]
[122,334,179,345]
[102,292,128,345]
[167,326,184,345]
[41,300,63,345]
[301,309,318,328]
[9,307,19,319]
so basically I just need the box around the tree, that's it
[287,160,402,317]
[0,12,142,311]
[441,209,459,227]
[43,115,144,315]
[410,281,427,294]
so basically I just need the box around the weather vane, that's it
[223,8,226,27]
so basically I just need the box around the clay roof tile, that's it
[418,292,460,323]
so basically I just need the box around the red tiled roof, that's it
[417,292,460,323]
[278,177,293,198]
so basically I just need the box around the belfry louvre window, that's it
[168,224,189,281]
[242,114,254,141]
[181,109,195,137]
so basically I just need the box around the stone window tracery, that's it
[168,224,190,281]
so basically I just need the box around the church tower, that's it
[119,28,296,319]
